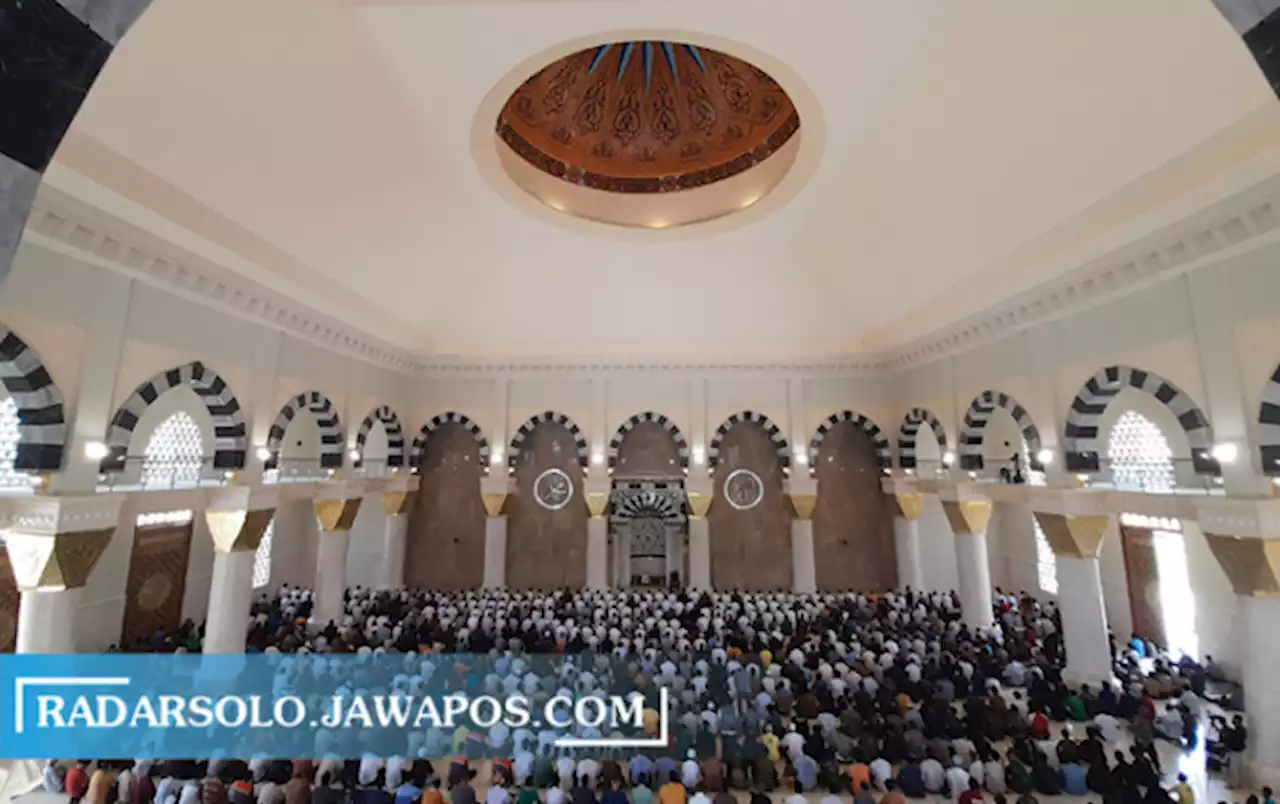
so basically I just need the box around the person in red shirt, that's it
[958,779,985,804]
[65,761,90,804]
[1031,709,1051,740]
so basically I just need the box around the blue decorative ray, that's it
[588,44,612,75]
[643,42,654,90]
[684,44,707,73]
[661,42,679,85]
[616,42,635,83]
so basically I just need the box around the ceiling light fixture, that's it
[1036,448,1055,466]
[942,452,956,466]
[1210,443,1238,464]
[84,441,109,461]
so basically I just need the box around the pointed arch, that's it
[410,411,491,471]
[897,408,948,469]
[607,411,690,471]
[264,391,344,469]
[0,324,66,471]
[353,405,407,468]
[508,411,588,471]
[707,410,790,472]
[959,390,1044,471]
[1064,365,1217,474]
[104,361,246,472]
[808,411,891,469]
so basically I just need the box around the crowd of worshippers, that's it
[66,586,1253,804]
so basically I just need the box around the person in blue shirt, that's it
[395,765,429,804]
[1060,763,1087,797]
[898,762,926,799]
[601,778,629,804]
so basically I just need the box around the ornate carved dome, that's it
[497,42,800,194]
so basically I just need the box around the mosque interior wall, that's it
[2,194,1280,646]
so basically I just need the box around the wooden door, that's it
[1120,524,1165,645]
[121,523,193,647]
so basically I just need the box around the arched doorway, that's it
[1108,409,1198,658]
[609,415,689,588]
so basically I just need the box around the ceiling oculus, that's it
[495,41,801,228]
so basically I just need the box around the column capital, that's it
[205,487,279,552]
[686,490,712,519]
[1033,512,1110,558]
[1193,498,1280,597]
[481,475,516,518]
[585,491,609,519]
[893,493,924,520]
[785,476,818,521]
[2,494,124,591]
[381,491,416,517]
[313,484,364,532]
[937,487,992,535]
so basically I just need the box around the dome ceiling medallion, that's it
[497,42,800,194]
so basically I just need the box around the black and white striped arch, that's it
[410,411,491,471]
[808,411,891,469]
[0,325,66,471]
[607,411,690,471]
[265,391,344,469]
[508,411,589,471]
[897,408,948,470]
[959,391,1044,471]
[354,405,406,468]
[104,361,246,471]
[1063,365,1218,475]
[707,410,790,472]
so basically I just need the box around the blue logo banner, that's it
[0,654,667,760]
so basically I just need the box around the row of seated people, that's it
[63,585,1246,804]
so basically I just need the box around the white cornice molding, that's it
[879,174,1280,372]
[21,171,1280,379]
[23,187,429,376]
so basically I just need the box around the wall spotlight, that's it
[794,452,809,467]
[967,470,977,479]
[691,447,706,465]
[942,451,956,466]
[1036,448,1055,466]
[256,447,272,462]
[591,452,605,466]
[84,441,109,461]
[348,449,361,462]
[905,468,915,476]
[1210,443,1238,464]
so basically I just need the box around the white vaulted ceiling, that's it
[41,0,1280,362]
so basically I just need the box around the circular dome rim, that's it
[495,42,801,193]
[471,30,826,241]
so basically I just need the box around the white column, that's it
[955,531,994,628]
[791,519,817,593]
[1244,596,1280,789]
[314,530,350,625]
[586,516,608,589]
[1056,556,1113,685]
[483,516,507,589]
[894,516,924,589]
[688,517,711,590]
[619,530,632,587]
[380,514,408,589]
[203,550,255,654]
[16,588,82,653]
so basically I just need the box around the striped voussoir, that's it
[1063,365,1218,475]
[0,326,65,471]
[265,391,344,469]
[1259,362,1280,475]
[104,361,246,472]
[410,412,491,471]
[508,411,589,471]
[959,390,1044,471]
[610,481,686,522]
[607,411,690,470]
[897,408,948,469]
[0,0,152,283]
[1212,1,1280,99]
[354,405,406,467]
[808,411,891,469]
[707,410,790,472]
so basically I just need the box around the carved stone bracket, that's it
[1033,512,1110,558]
